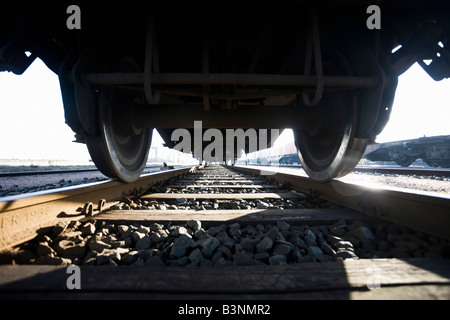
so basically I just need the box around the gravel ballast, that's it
[1,165,449,267]
[2,218,449,267]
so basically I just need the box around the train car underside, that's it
[1,1,449,182]
[364,135,450,168]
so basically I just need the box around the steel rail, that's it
[2,163,448,252]
[233,166,450,241]
[247,164,450,178]
[0,165,170,178]
[1,164,449,299]
[0,167,195,251]
[352,166,450,178]
[0,168,99,178]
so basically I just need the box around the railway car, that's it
[364,135,450,168]
[279,153,301,166]
[258,155,283,166]
[1,1,449,182]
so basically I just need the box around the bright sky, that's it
[0,58,449,161]
[0,59,166,161]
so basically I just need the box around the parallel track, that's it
[0,165,170,178]
[0,164,449,299]
[249,164,450,178]
[352,166,450,178]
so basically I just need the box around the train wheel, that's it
[396,158,415,167]
[86,51,152,182]
[294,53,368,182]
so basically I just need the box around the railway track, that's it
[0,165,449,300]
[0,165,187,197]
[352,166,450,178]
[0,168,99,177]
[0,165,171,177]
[249,164,450,178]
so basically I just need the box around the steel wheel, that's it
[86,51,152,182]
[294,52,368,182]
[396,158,415,167]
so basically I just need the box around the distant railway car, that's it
[364,135,450,168]
[1,1,449,182]
[279,153,301,165]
